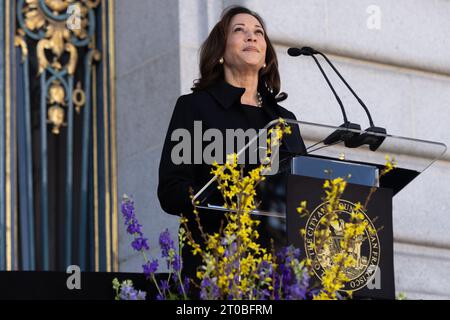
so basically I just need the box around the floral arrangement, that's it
[117,196,188,300]
[114,120,397,300]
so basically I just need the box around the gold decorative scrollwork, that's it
[23,0,94,75]
[17,0,100,135]
[73,81,86,114]
[48,80,66,105]
[47,105,67,135]
[14,29,28,62]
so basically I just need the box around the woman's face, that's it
[223,13,267,73]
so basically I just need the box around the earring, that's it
[219,57,224,64]
[263,63,267,68]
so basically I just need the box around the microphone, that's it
[288,47,361,147]
[287,47,317,56]
[288,46,386,151]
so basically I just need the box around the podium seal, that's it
[304,199,381,292]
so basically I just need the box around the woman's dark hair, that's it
[192,6,282,97]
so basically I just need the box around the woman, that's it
[158,6,306,278]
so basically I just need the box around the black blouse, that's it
[240,104,270,130]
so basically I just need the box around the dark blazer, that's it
[157,80,306,278]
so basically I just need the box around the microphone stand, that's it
[289,46,387,151]
[288,47,362,147]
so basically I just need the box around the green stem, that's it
[177,271,188,300]
[139,239,162,297]
[151,274,163,298]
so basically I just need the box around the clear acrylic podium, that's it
[192,119,447,217]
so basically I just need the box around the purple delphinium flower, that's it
[119,284,133,300]
[172,254,181,272]
[199,278,210,300]
[286,284,307,300]
[132,237,149,251]
[286,271,310,300]
[257,260,273,279]
[295,270,312,300]
[119,282,146,300]
[126,219,143,236]
[183,276,190,294]
[143,259,159,279]
[159,228,174,258]
[301,271,311,291]
[136,290,147,300]
[160,280,170,292]
[121,196,195,300]
[281,266,293,284]
[223,242,237,258]
[121,197,135,223]
[273,245,311,300]
[292,247,301,260]
[259,289,271,300]
[122,196,149,251]
[200,278,220,300]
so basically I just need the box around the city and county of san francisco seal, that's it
[304,199,380,292]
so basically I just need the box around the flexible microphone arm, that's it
[288,47,361,146]
[315,50,375,127]
[288,46,357,125]
[293,46,386,131]
[309,54,349,124]
[288,46,387,151]
[310,48,387,150]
